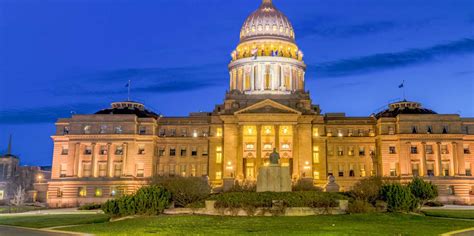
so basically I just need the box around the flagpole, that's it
[403,80,406,101]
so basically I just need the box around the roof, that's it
[375,100,437,118]
[95,101,159,119]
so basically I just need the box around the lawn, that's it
[0,214,110,228]
[61,213,474,236]
[422,209,474,219]
[0,205,46,214]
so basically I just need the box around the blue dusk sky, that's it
[0,0,473,166]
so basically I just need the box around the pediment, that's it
[235,99,302,115]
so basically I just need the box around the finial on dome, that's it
[262,0,273,5]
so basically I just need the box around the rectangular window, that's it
[263,143,273,150]
[158,147,165,157]
[84,146,92,155]
[191,147,198,156]
[426,145,433,154]
[313,146,320,164]
[410,146,418,154]
[348,129,353,137]
[63,126,70,135]
[181,129,187,137]
[159,128,166,136]
[169,164,176,176]
[61,146,69,155]
[216,128,223,137]
[83,163,92,177]
[245,143,255,150]
[390,163,397,177]
[313,128,319,137]
[412,163,419,177]
[99,146,107,155]
[170,129,176,137]
[348,147,354,156]
[201,165,208,176]
[170,148,176,156]
[359,147,366,156]
[281,143,290,150]
[360,164,366,177]
[349,164,355,177]
[441,145,449,154]
[60,164,67,177]
[389,146,396,154]
[388,127,395,135]
[313,171,320,180]
[338,164,344,177]
[95,188,103,197]
[115,146,124,155]
[328,164,333,176]
[138,145,145,155]
[427,163,434,176]
[136,163,144,178]
[465,162,471,176]
[114,163,122,177]
[191,164,197,177]
[328,146,334,156]
[216,146,222,164]
[465,146,471,154]
[442,163,450,176]
[216,171,222,180]
[98,163,107,177]
[337,146,344,156]
[180,164,187,177]
[100,125,107,134]
[115,126,123,134]
[180,148,187,157]
[202,147,208,156]
[78,187,87,197]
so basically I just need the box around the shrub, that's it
[347,199,375,214]
[292,179,322,192]
[424,201,444,207]
[211,191,343,215]
[349,177,384,204]
[152,176,211,208]
[226,180,256,192]
[102,185,171,217]
[408,177,438,210]
[380,183,416,212]
[78,203,102,210]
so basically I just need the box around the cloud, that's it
[298,21,398,38]
[310,38,474,78]
[0,103,100,124]
[54,64,228,96]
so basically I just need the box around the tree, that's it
[350,177,384,205]
[380,183,417,212]
[10,185,26,206]
[408,177,438,210]
[152,176,211,207]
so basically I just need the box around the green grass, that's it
[0,214,110,228]
[0,206,46,214]
[61,214,474,236]
[422,209,474,219]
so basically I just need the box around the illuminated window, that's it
[136,163,144,178]
[426,145,433,154]
[181,147,187,157]
[202,165,208,176]
[191,164,197,177]
[84,125,91,134]
[115,126,123,134]
[263,143,273,150]
[281,143,290,150]
[158,147,165,157]
[180,164,187,177]
[312,146,319,164]
[60,164,67,178]
[466,162,472,176]
[138,145,145,155]
[264,126,272,135]
[216,171,222,180]
[388,127,395,135]
[412,163,419,177]
[390,163,397,177]
[282,126,289,135]
[99,146,107,155]
[78,187,87,197]
[0,190,3,200]
[246,143,255,150]
[313,128,319,137]
[63,126,70,135]
[313,171,320,180]
[216,146,222,164]
[216,128,223,137]
[115,146,124,155]
[337,129,343,137]
[360,164,366,177]
[442,163,450,176]
[441,145,449,154]
[192,130,198,138]
[359,147,366,156]
[348,147,354,156]
[337,146,344,156]
[95,188,103,197]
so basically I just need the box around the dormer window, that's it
[442,126,448,134]
[159,128,166,137]
[426,126,432,134]
[100,125,107,134]
[412,126,418,134]
[139,126,146,135]
[63,126,70,135]
[115,126,123,134]
[84,125,91,134]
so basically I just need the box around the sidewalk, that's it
[1,208,103,216]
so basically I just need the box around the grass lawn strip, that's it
[422,209,474,220]
[0,214,110,229]
[61,213,474,236]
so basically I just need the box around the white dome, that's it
[240,0,295,43]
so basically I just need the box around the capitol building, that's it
[47,0,474,207]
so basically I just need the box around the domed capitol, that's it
[47,0,474,207]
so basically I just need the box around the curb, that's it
[441,227,474,236]
[0,225,92,236]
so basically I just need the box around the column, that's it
[289,67,293,91]
[450,142,457,176]
[275,125,280,152]
[236,125,244,180]
[436,142,442,176]
[260,64,265,91]
[405,142,412,176]
[77,144,83,178]
[74,143,80,177]
[256,125,262,171]
[91,143,98,178]
[420,142,427,176]
[107,143,113,177]
[122,143,128,176]
[250,66,255,90]
[292,124,299,178]
[280,65,284,90]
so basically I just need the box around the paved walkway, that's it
[0,225,88,236]
[3,208,102,216]
[423,205,474,210]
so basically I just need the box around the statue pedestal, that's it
[256,164,291,192]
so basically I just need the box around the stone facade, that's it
[47,0,474,207]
